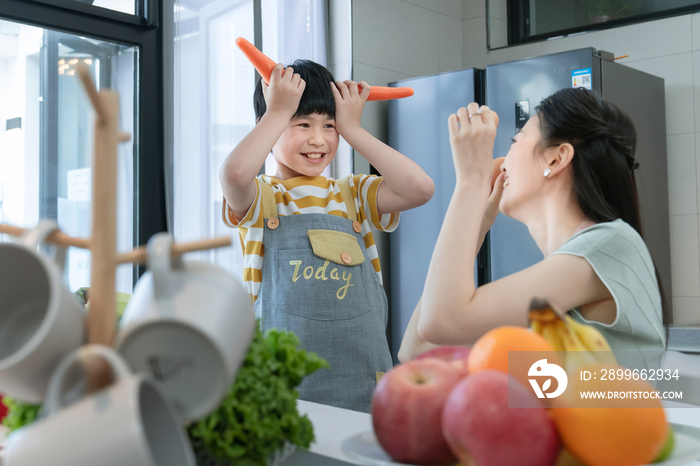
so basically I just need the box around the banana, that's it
[541,320,565,352]
[528,298,617,373]
[566,315,614,352]
[530,318,543,335]
[565,314,618,367]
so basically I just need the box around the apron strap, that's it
[259,179,278,219]
[337,176,357,222]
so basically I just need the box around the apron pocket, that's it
[307,229,365,266]
[273,248,370,321]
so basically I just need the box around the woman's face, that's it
[499,114,549,219]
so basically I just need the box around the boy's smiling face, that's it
[272,112,339,179]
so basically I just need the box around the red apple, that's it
[414,346,471,377]
[372,359,463,465]
[0,395,7,422]
[442,370,560,466]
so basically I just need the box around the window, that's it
[261,0,330,177]
[0,21,135,292]
[0,0,165,292]
[506,0,700,45]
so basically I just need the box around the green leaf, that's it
[188,321,328,466]
[2,397,41,433]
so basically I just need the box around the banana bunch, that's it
[528,298,617,374]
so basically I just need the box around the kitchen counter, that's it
[282,401,370,465]
[669,325,700,353]
[282,399,700,466]
[0,399,697,465]
[664,400,700,466]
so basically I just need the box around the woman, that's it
[399,88,667,369]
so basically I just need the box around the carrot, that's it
[365,86,414,101]
[236,36,414,101]
[235,37,276,84]
[492,157,505,189]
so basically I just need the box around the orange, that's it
[467,326,561,398]
[551,363,668,466]
[467,326,559,374]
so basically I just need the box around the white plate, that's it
[341,430,450,466]
[341,423,700,466]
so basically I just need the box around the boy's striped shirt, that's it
[222,175,399,304]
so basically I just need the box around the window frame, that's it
[506,0,700,46]
[24,0,158,27]
[0,0,167,284]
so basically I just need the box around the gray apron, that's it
[254,177,393,412]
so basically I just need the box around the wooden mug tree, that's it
[0,65,232,391]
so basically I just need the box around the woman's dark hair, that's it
[536,88,670,337]
[253,59,336,122]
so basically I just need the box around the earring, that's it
[544,168,552,178]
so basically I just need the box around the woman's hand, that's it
[477,171,505,251]
[261,63,306,119]
[331,80,370,136]
[448,103,498,186]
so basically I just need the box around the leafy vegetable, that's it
[2,397,40,432]
[188,324,329,466]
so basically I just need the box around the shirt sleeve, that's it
[221,177,265,230]
[549,220,665,352]
[350,174,400,232]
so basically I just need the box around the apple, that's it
[442,370,560,466]
[372,359,463,465]
[0,394,7,422]
[414,346,471,377]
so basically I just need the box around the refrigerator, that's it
[387,48,670,363]
[387,68,486,363]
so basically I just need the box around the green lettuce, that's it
[188,324,329,466]
[2,397,40,432]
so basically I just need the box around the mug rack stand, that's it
[0,64,233,393]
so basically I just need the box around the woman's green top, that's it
[551,219,666,370]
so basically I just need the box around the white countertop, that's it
[0,397,696,465]
[664,401,700,466]
[282,400,700,466]
[283,400,371,465]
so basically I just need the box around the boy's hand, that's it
[331,80,370,136]
[262,63,306,119]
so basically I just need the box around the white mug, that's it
[2,344,196,466]
[116,233,255,421]
[0,220,85,403]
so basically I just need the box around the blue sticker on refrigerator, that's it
[572,68,592,89]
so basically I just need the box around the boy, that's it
[220,59,433,412]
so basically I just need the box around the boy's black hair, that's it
[253,59,336,121]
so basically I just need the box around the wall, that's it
[352,0,466,172]
[351,0,700,326]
